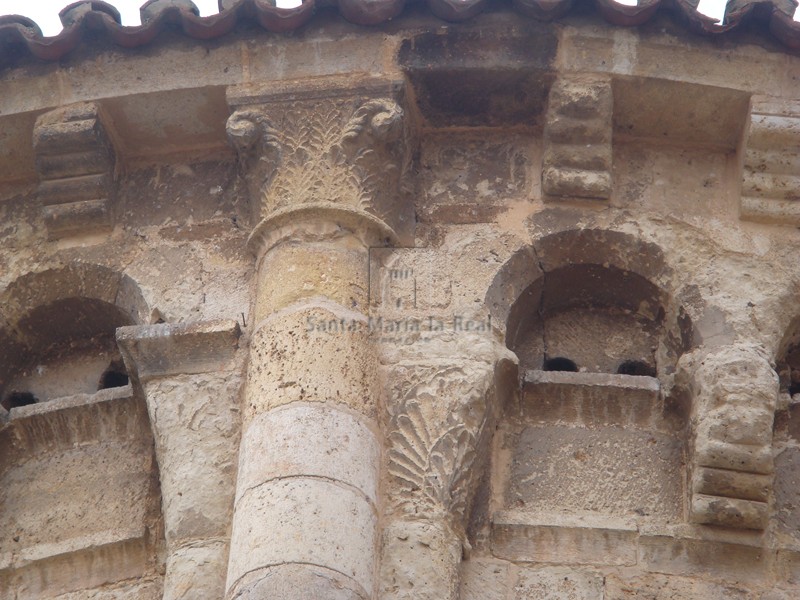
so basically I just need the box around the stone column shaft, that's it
[224,79,412,600]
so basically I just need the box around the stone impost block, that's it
[521,370,660,428]
[491,511,638,566]
[542,77,612,201]
[236,403,380,505]
[32,102,117,239]
[227,478,376,598]
[116,319,241,383]
[740,98,800,225]
[246,302,379,420]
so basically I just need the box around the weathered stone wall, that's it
[1,6,800,600]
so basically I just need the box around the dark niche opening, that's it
[543,357,579,372]
[2,391,38,411]
[98,360,129,391]
[617,360,657,377]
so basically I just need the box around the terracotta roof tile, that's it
[0,0,799,64]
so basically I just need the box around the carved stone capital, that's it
[226,80,414,255]
[384,353,512,531]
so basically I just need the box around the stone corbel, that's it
[542,75,613,201]
[381,345,517,600]
[116,319,243,600]
[740,97,800,226]
[33,102,118,239]
[686,343,778,530]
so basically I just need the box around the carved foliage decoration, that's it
[226,97,408,224]
[387,363,495,527]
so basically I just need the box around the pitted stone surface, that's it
[245,304,379,419]
[227,478,377,596]
[236,403,380,504]
[506,425,683,521]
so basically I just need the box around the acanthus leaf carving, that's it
[386,363,496,533]
[227,96,410,231]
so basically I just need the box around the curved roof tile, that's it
[0,0,799,64]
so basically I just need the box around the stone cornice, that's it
[3,0,800,69]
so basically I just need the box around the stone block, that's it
[227,478,376,597]
[694,439,774,475]
[691,467,771,502]
[491,511,637,566]
[774,447,800,538]
[521,370,659,428]
[605,573,755,599]
[236,402,380,504]
[380,519,461,600]
[506,424,683,521]
[513,566,604,600]
[245,303,379,419]
[255,242,370,319]
[639,534,767,584]
[417,134,531,213]
[776,549,800,586]
[696,404,775,446]
[460,559,510,600]
[163,541,228,600]
[690,494,769,530]
[0,534,151,600]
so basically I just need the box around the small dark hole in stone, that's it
[543,357,579,372]
[789,382,800,397]
[617,360,656,377]
[98,360,129,390]
[2,391,38,411]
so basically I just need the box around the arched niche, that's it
[0,264,149,408]
[0,264,165,599]
[487,229,693,376]
[480,230,694,560]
